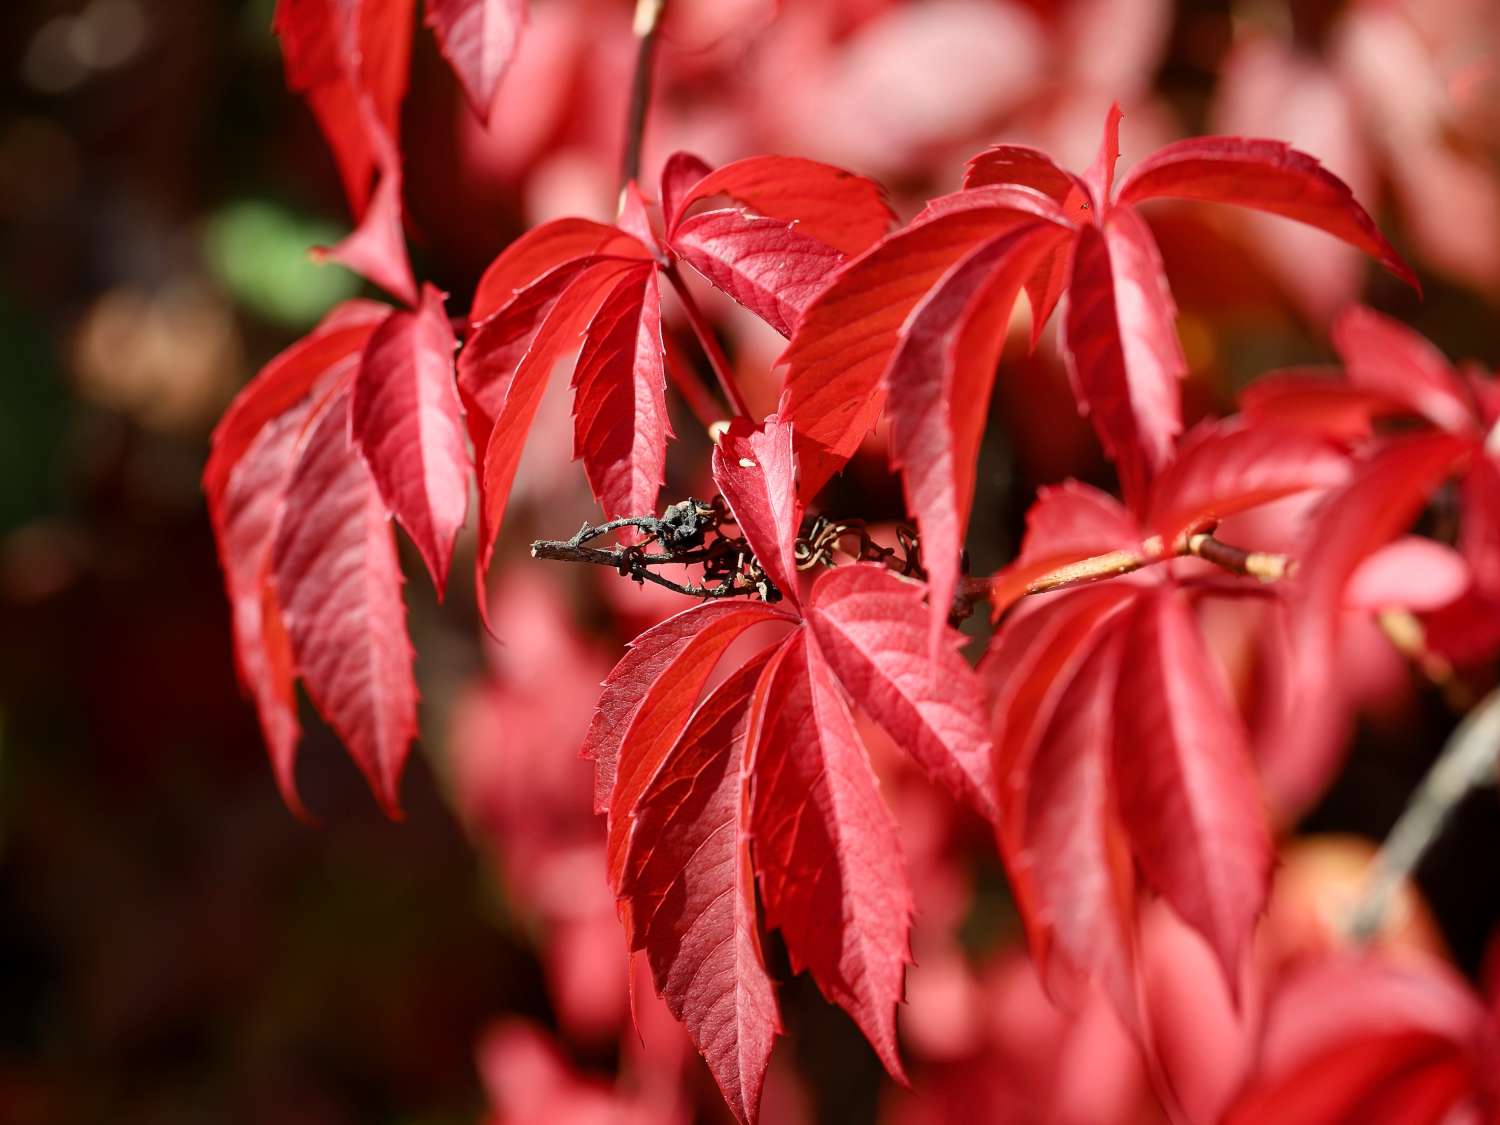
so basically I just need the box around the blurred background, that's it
[1,0,1498,1122]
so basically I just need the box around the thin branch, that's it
[620,0,667,190]
[1345,685,1500,942]
[664,264,751,419]
[1014,534,1294,600]
[1376,609,1475,711]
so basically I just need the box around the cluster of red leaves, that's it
[205,6,1500,1124]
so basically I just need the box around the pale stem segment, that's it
[1345,685,1500,942]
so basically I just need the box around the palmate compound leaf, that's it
[797,106,1415,579]
[620,648,783,1125]
[207,301,388,815]
[589,558,997,1113]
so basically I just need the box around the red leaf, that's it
[1083,102,1124,209]
[424,0,525,124]
[962,145,1078,202]
[1021,627,1135,1013]
[1115,136,1419,291]
[983,584,1137,904]
[351,286,468,593]
[204,299,386,516]
[1145,419,1351,551]
[1460,455,1500,596]
[470,260,640,589]
[671,209,845,338]
[470,218,649,325]
[1062,211,1185,507]
[780,198,1065,498]
[1112,587,1271,989]
[884,222,1066,642]
[275,0,414,216]
[1332,306,1476,435]
[1240,370,1399,443]
[215,396,324,816]
[271,387,418,817]
[987,481,1145,616]
[666,154,894,256]
[582,599,794,815]
[621,650,782,1125]
[1345,537,1470,613]
[314,104,418,307]
[658,152,714,235]
[571,267,670,524]
[1225,954,1484,1125]
[711,417,802,608]
[1264,434,1472,790]
[751,631,912,1080]
[808,565,998,822]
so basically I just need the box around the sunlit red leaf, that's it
[667,154,895,256]
[1062,215,1183,507]
[1022,628,1135,1013]
[807,565,997,822]
[468,260,641,591]
[671,210,845,338]
[781,193,1067,498]
[271,387,418,817]
[1113,587,1271,988]
[571,266,669,524]
[884,222,1067,642]
[622,650,782,1125]
[351,286,467,593]
[424,0,526,123]
[711,417,802,608]
[1145,420,1351,551]
[752,631,912,1081]
[582,599,794,815]
[204,299,386,515]
[1116,137,1419,291]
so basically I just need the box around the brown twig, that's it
[619,0,667,190]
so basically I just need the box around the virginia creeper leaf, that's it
[1112,587,1271,990]
[807,565,998,822]
[424,0,525,123]
[667,154,895,256]
[711,417,802,608]
[1116,136,1419,291]
[751,630,912,1081]
[621,649,782,1125]
[582,599,794,814]
[884,221,1065,642]
[271,387,418,817]
[351,285,468,593]
[571,266,670,525]
[671,209,845,338]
